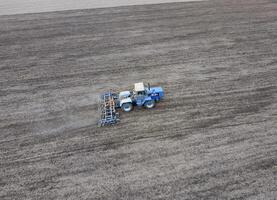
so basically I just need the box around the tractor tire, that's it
[121,103,133,112]
[144,100,155,109]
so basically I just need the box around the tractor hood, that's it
[150,87,164,97]
[119,91,131,99]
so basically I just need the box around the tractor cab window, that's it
[137,90,146,96]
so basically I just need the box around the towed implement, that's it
[98,82,164,127]
[98,92,120,127]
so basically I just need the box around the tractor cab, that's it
[133,82,147,96]
[133,82,148,106]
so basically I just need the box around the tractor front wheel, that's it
[144,100,155,109]
[121,103,133,112]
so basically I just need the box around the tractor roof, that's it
[134,82,145,92]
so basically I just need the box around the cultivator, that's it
[98,92,120,127]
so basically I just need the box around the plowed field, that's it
[1,0,277,199]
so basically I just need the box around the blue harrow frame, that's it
[98,92,120,127]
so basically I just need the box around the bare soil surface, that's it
[0,0,204,16]
[0,0,277,199]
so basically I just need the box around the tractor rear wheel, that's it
[144,100,155,109]
[121,103,133,112]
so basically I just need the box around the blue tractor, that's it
[118,82,164,112]
[98,82,164,126]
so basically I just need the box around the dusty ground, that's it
[0,0,204,15]
[0,0,277,199]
